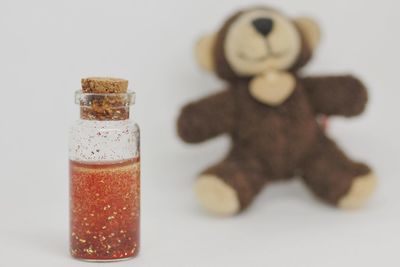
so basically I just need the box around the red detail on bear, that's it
[318,115,329,130]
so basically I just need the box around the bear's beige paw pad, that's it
[249,71,296,106]
[339,173,377,209]
[195,175,240,216]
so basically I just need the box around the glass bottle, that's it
[69,77,140,261]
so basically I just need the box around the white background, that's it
[0,0,399,266]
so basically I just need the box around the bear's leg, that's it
[300,134,377,209]
[195,158,267,216]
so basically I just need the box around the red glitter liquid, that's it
[69,158,140,261]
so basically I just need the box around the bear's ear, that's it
[294,17,321,51]
[194,33,217,72]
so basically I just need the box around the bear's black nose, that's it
[252,18,274,37]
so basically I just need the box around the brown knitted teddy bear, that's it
[177,6,377,216]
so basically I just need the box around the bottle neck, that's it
[76,91,135,121]
[76,77,135,121]
[80,106,130,121]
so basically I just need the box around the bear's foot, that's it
[300,134,377,209]
[195,174,240,216]
[338,173,377,209]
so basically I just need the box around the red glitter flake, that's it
[69,158,140,261]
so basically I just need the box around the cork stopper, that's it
[79,77,131,121]
[81,77,129,94]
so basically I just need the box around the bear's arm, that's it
[301,75,368,117]
[177,90,235,143]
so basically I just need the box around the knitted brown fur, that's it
[178,7,376,215]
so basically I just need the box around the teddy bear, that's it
[177,6,377,216]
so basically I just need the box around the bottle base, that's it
[72,254,138,262]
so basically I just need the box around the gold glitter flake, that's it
[85,246,95,254]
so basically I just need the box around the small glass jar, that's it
[69,78,140,261]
